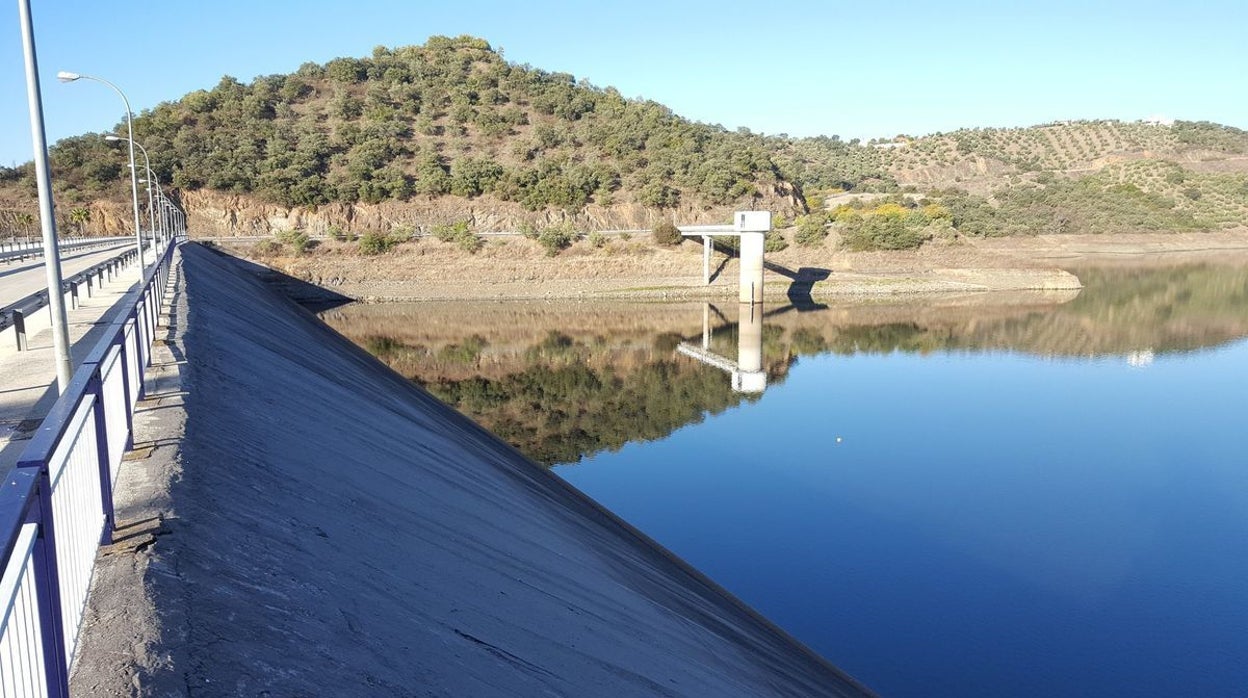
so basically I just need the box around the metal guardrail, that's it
[0,237,132,265]
[0,242,152,352]
[0,235,180,696]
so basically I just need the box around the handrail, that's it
[0,237,132,264]
[0,238,161,347]
[0,233,181,696]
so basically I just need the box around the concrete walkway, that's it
[68,249,187,696]
[68,243,876,696]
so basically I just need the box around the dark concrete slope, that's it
[149,243,875,696]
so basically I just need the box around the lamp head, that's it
[104,135,123,142]
[56,71,81,83]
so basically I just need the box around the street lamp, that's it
[138,178,159,239]
[105,134,165,245]
[105,135,157,243]
[17,0,73,393]
[148,180,181,242]
[57,70,145,268]
[139,178,167,240]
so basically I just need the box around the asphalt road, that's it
[0,242,136,308]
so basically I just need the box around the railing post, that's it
[88,368,116,545]
[131,308,146,401]
[26,476,69,698]
[146,283,158,332]
[14,308,27,351]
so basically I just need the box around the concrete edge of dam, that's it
[70,242,877,697]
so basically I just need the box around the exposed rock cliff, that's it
[183,185,805,237]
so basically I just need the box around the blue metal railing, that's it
[0,235,180,696]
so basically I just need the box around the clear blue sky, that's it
[1,0,1245,167]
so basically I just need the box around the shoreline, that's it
[209,229,1248,303]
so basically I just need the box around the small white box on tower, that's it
[735,211,771,232]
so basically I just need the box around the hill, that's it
[0,36,1246,248]
[776,120,1248,248]
[0,36,799,235]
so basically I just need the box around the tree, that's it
[68,207,91,236]
[652,220,681,246]
[794,214,828,246]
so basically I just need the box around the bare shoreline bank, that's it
[210,229,1248,303]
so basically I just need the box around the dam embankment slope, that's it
[94,243,873,696]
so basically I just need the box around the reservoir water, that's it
[322,263,1248,697]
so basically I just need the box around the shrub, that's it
[276,229,313,255]
[587,230,607,248]
[251,239,282,256]
[794,214,829,247]
[431,220,465,241]
[652,220,682,246]
[763,230,789,252]
[537,222,578,256]
[326,224,355,241]
[437,335,487,364]
[358,230,405,255]
[456,229,484,253]
[840,214,929,250]
[430,219,483,253]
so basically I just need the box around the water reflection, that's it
[321,263,1248,697]
[677,303,768,393]
[320,263,1248,464]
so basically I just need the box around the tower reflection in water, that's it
[677,302,767,394]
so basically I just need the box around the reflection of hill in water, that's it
[321,264,1248,464]
[837,264,1248,357]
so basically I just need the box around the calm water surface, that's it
[323,264,1248,697]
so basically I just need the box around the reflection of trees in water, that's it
[780,264,1248,358]
[427,360,755,466]
[358,328,787,467]
[815,264,1248,357]
[341,263,1248,465]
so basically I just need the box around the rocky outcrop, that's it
[183,186,806,237]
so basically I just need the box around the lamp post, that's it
[17,0,73,393]
[104,134,158,244]
[57,70,145,268]
[162,198,185,238]
[140,179,159,240]
[146,181,166,240]
[147,179,177,243]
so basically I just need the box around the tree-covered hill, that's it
[778,120,1248,249]
[24,36,792,217]
[0,35,1246,247]
[777,119,1248,196]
